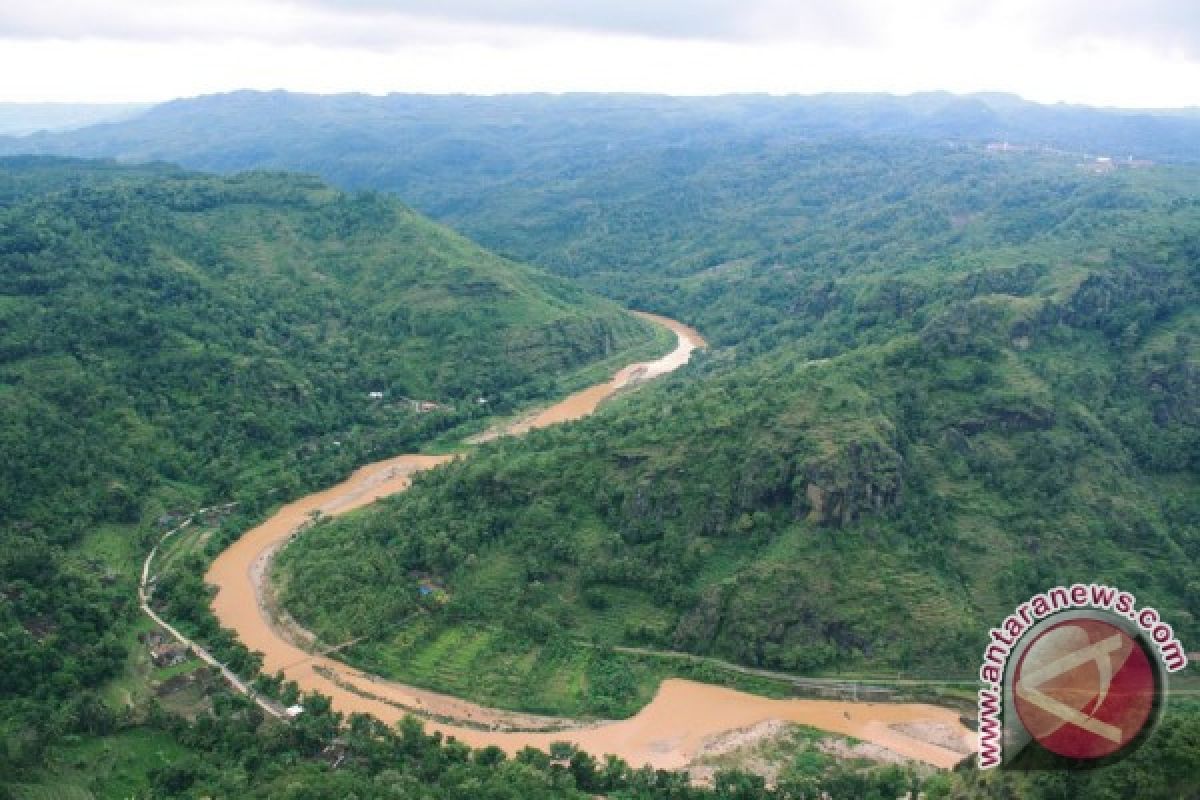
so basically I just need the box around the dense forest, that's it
[281,140,1200,699]
[0,157,656,540]
[8,91,1200,341]
[0,157,664,795]
[272,136,1199,793]
[2,94,1199,797]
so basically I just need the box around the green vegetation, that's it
[282,145,1200,722]
[4,95,1200,796]
[339,620,794,719]
[10,728,190,800]
[0,156,660,786]
[11,687,919,800]
[0,156,655,546]
[8,90,1200,184]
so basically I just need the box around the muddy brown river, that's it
[206,312,973,770]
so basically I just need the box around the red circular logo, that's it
[1013,618,1156,760]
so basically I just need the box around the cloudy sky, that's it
[2,0,1200,107]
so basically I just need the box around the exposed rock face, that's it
[673,585,725,650]
[956,262,1045,299]
[794,279,845,317]
[956,403,1055,435]
[669,564,875,668]
[796,439,903,527]
[856,278,930,316]
[1143,359,1199,428]
[919,300,1009,356]
[1009,318,1034,350]
[1055,272,1133,326]
[1036,266,1177,338]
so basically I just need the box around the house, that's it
[416,579,449,604]
[150,643,189,668]
[986,141,1027,154]
[319,741,350,769]
[368,391,384,400]
[285,704,305,719]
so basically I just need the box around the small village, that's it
[985,140,1156,172]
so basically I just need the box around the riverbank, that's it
[204,313,973,771]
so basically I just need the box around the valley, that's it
[3,89,1199,799]
[205,313,971,770]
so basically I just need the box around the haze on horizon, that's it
[2,0,1200,109]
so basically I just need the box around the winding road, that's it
[204,312,974,771]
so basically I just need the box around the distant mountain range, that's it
[0,102,151,136]
[3,91,1200,167]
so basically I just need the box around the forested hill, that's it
[6,91,1200,169]
[6,93,1200,326]
[3,103,1199,796]
[0,156,654,538]
[279,139,1200,711]
[0,157,657,757]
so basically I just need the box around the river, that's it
[205,312,973,771]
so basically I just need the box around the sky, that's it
[2,0,1200,107]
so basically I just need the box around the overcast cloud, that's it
[0,0,878,46]
[284,0,878,43]
[1040,0,1200,57]
[1,0,1199,106]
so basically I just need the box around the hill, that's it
[4,104,1199,796]
[0,156,660,772]
[6,92,1200,320]
[7,91,1200,167]
[277,140,1200,719]
[0,102,150,136]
